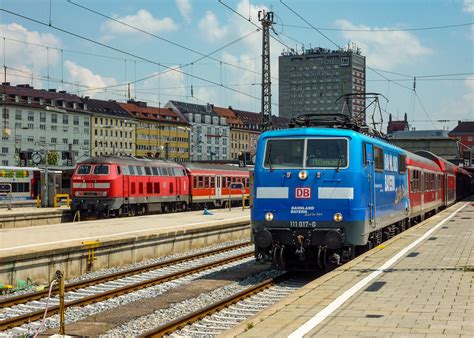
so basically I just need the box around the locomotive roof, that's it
[259,127,405,153]
[80,156,183,168]
[182,162,249,172]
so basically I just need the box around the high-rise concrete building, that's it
[279,47,366,122]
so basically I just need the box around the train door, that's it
[216,175,222,200]
[364,143,376,227]
[421,171,424,210]
[175,176,181,199]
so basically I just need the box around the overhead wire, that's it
[0,8,264,103]
[218,0,294,50]
[274,21,474,32]
[66,0,272,80]
[278,0,442,129]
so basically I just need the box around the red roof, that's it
[213,106,243,126]
[449,121,474,135]
[120,102,188,125]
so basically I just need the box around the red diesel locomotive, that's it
[70,157,250,217]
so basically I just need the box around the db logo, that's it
[295,187,311,199]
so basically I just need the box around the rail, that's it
[140,272,291,337]
[0,243,252,331]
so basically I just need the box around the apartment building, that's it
[120,100,190,161]
[1,83,90,167]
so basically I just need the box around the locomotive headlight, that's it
[298,170,308,180]
[265,212,274,222]
[333,213,343,222]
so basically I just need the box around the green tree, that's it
[47,151,59,166]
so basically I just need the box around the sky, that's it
[1,0,473,132]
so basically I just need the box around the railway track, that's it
[0,243,253,332]
[139,272,303,338]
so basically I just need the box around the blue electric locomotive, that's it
[251,127,410,269]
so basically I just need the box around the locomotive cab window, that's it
[264,139,304,168]
[76,164,91,175]
[306,138,348,168]
[93,165,109,175]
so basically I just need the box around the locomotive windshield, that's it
[93,164,110,175]
[263,138,348,169]
[76,164,91,175]
[264,139,304,168]
[306,138,348,168]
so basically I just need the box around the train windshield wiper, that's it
[267,144,274,172]
[336,143,342,172]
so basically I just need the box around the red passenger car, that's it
[406,153,443,221]
[183,163,250,208]
[416,151,457,207]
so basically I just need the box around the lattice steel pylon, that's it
[258,10,274,130]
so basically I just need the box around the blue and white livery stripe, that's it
[256,187,289,199]
[318,187,354,199]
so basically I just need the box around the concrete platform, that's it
[0,206,71,229]
[230,200,474,337]
[0,208,250,285]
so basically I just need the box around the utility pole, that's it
[258,10,274,130]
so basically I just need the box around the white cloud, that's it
[0,23,61,86]
[198,11,229,42]
[64,60,117,96]
[101,9,178,38]
[464,0,474,12]
[176,0,192,23]
[335,19,433,70]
